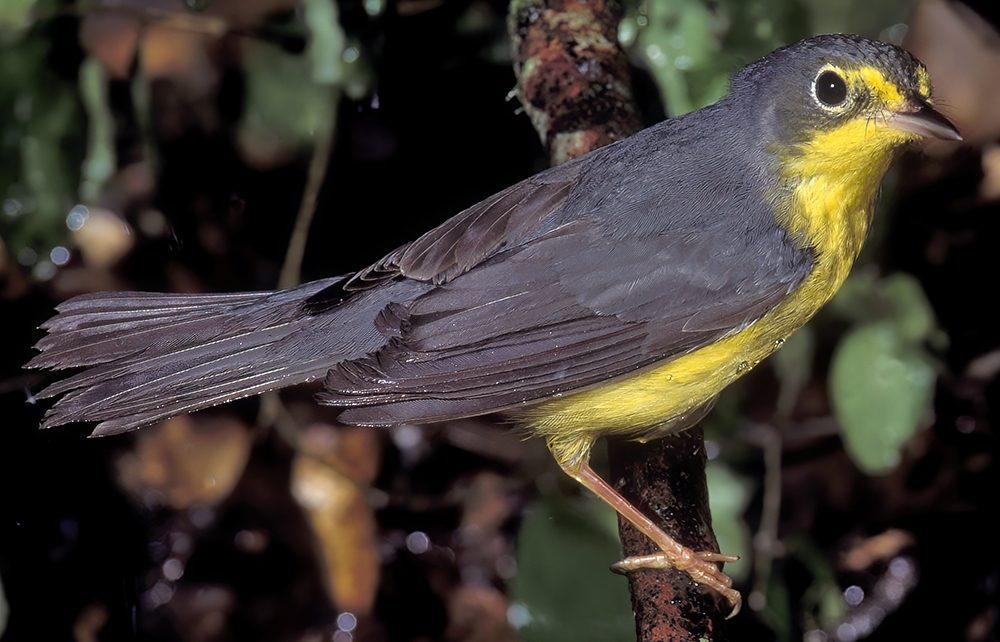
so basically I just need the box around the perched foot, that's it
[557,457,743,618]
[612,550,742,618]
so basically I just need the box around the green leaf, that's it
[0,33,84,265]
[826,268,877,321]
[771,325,815,419]
[303,0,345,85]
[759,567,793,642]
[0,569,7,638]
[237,39,339,165]
[881,272,937,343]
[512,494,635,642]
[830,321,935,474]
[706,462,752,582]
[0,0,36,42]
[634,0,725,115]
[789,535,844,630]
[79,56,116,203]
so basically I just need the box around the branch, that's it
[508,0,642,164]
[508,1,731,638]
[608,428,729,640]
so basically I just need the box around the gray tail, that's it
[27,277,385,436]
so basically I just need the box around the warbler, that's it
[28,34,959,615]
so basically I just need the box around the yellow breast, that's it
[522,118,911,469]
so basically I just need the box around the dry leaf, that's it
[291,424,381,615]
[116,414,251,509]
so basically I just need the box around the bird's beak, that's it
[887,100,962,141]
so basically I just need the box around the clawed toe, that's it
[611,549,742,615]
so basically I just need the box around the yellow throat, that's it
[523,63,928,469]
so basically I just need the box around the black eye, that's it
[815,71,848,106]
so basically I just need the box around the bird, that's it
[27,33,960,616]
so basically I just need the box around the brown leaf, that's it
[291,425,381,615]
[115,414,251,509]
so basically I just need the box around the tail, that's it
[27,277,394,436]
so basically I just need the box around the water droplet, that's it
[32,260,56,281]
[508,603,532,629]
[3,198,22,217]
[66,205,90,230]
[392,424,422,451]
[405,531,430,554]
[836,622,859,642]
[162,558,184,581]
[17,246,36,266]
[844,584,864,606]
[774,338,785,347]
[337,612,358,632]
[50,246,71,266]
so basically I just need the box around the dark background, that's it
[1,0,999,640]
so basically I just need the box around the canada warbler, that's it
[28,34,959,614]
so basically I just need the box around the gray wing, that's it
[317,119,814,425]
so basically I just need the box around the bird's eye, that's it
[815,71,848,107]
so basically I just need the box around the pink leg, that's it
[569,463,742,617]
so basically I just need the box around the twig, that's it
[508,0,729,636]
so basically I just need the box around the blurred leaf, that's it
[706,461,752,582]
[830,321,935,474]
[0,0,36,42]
[183,0,215,10]
[825,271,943,474]
[291,447,380,614]
[720,0,810,52]
[303,0,345,84]
[78,56,116,203]
[0,569,6,638]
[826,268,877,321]
[829,271,946,348]
[801,0,915,38]
[771,324,815,418]
[759,568,792,642]
[511,494,634,642]
[115,415,252,509]
[238,0,345,150]
[237,37,339,167]
[634,0,726,115]
[0,33,85,267]
[629,0,917,118]
[789,535,844,630]
[881,272,938,344]
[630,0,814,116]
[72,206,134,268]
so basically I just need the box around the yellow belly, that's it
[519,279,823,467]
[521,134,891,468]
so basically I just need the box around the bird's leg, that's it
[562,457,742,617]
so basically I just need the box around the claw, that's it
[562,462,743,617]
[611,550,742,615]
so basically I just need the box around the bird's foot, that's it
[612,548,742,618]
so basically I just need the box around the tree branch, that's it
[508,0,642,164]
[508,1,730,638]
[608,428,729,640]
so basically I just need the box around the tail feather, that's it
[27,277,418,436]
[30,291,311,370]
